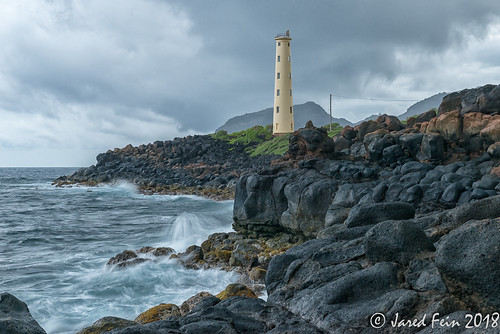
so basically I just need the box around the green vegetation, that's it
[323,123,343,138]
[212,125,273,146]
[212,125,287,156]
[249,134,290,157]
[212,122,344,157]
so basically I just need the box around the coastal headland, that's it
[4,84,500,333]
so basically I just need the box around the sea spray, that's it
[0,168,238,334]
[161,210,234,251]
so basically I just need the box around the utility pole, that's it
[329,93,332,131]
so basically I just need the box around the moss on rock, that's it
[216,283,258,300]
[134,303,181,324]
[76,316,136,334]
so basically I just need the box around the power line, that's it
[332,94,420,102]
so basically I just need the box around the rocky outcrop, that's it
[234,84,500,240]
[0,293,46,334]
[134,303,181,324]
[234,153,499,239]
[104,296,326,334]
[439,84,500,115]
[75,285,324,334]
[106,247,175,268]
[76,316,136,334]
[272,121,335,167]
[435,217,500,311]
[54,134,276,200]
[265,195,500,333]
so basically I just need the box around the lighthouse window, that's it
[277,72,280,79]
[278,42,281,46]
[276,123,279,131]
[277,55,280,62]
[290,106,293,113]
[288,42,290,46]
[276,106,279,113]
[289,89,292,96]
[289,73,291,79]
[288,55,291,62]
[277,89,280,96]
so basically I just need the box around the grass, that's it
[323,123,343,138]
[212,122,344,157]
[249,134,290,157]
[212,125,272,146]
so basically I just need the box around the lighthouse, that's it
[273,30,294,134]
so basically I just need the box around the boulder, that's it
[417,133,445,162]
[0,293,46,334]
[134,303,181,324]
[279,175,336,238]
[281,179,336,237]
[404,259,447,292]
[400,161,434,174]
[333,135,352,152]
[364,220,435,265]
[229,240,260,267]
[399,133,424,158]
[440,183,465,203]
[435,218,500,310]
[354,120,385,140]
[406,109,437,128]
[439,84,500,115]
[375,114,405,131]
[285,121,335,160]
[428,195,500,239]
[462,112,492,140]
[363,129,393,162]
[371,182,388,202]
[340,125,356,140]
[267,256,418,332]
[76,316,136,334]
[325,204,351,227]
[420,168,443,185]
[382,144,405,163]
[331,182,374,208]
[344,202,415,228]
[180,292,214,316]
[233,174,282,237]
[106,250,149,268]
[473,174,500,190]
[487,142,500,158]
[215,283,258,300]
[480,115,500,143]
[425,110,461,142]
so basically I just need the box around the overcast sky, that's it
[1,0,499,166]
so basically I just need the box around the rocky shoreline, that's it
[53,134,278,201]
[3,84,500,333]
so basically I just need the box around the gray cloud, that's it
[0,0,499,166]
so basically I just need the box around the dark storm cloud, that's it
[169,0,500,127]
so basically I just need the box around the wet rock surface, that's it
[0,293,46,334]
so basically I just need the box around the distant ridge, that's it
[216,101,353,134]
[398,92,447,120]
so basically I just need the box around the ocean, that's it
[0,168,237,333]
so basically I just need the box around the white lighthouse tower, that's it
[273,30,294,134]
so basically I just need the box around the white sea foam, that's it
[162,211,234,251]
